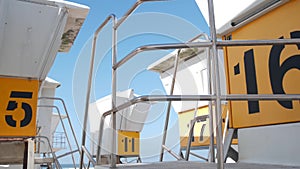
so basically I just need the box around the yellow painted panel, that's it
[180,136,238,148]
[180,136,211,148]
[223,0,300,128]
[0,78,39,136]
[117,130,139,156]
[178,105,237,148]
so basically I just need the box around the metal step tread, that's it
[34,157,54,164]
[95,161,300,169]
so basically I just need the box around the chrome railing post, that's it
[111,16,118,168]
[38,105,77,169]
[96,114,106,164]
[185,119,196,160]
[79,14,116,169]
[207,0,224,169]
[80,30,97,169]
[207,45,216,163]
[160,49,181,161]
[190,33,216,162]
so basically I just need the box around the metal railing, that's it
[80,13,116,169]
[80,0,300,169]
[37,105,77,169]
[160,49,181,161]
[38,97,83,169]
[159,33,213,162]
[185,115,209,161]
[100,38,300,169]
[52,132,66,150]
[79,0,170,168]
[35,136,61,169]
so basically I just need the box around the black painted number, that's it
[5,91,33,127]
[269,31,300,109]
[234,31,300,114]
[122,137,135,153]
[244,49,260,114]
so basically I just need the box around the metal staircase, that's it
[37,97,83,169]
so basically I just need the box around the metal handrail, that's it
[35,136,61,169]
[81,13,117,169]
[113,38,300,69]
[82,145,97,166]
[90,1,170,167]
[161,145,183,160]
[87,0,300,168]
[185,115,209,161]
[160,33,211,162]
[181,32,216,162]
[38,97,84,168]
[97,93,300,128]
[114,0,170,29]
[97,34,300,168]
[109,33,300,169]
[96,94,300,165]
[56,150,79,159]
[114,1,141,29]
[38,97,81,151]
[38,105,77,169]
[190,152,208,161]
[110,0,170,166]
[97,93,300,141]
[113,42,212,69]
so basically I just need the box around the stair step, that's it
[34,157,54,164]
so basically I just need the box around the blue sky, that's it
[48,0,209,164]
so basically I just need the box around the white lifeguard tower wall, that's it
[89,89,151,156]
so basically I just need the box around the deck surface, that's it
[95,161,300,169]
